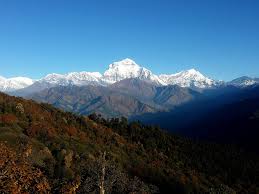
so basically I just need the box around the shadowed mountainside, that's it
[133,85,259,150]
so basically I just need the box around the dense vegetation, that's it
[0,92,259,193]
[135,85,259,150]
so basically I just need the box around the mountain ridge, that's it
[29,84,161,118]
[2,58,258,94]
[0,76,34,92]
[28,78,201,118]
[1,58,220,93]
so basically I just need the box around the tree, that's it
[209,184,236,194]
[0,143,51,194]
[16,103,25,114]
[99,151,106,194]
[80,151,127,194]
[79,151,158,194]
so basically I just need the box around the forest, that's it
[0,92,259,194]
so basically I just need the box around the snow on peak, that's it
[103,58,165,85]
[159,69,216,88]
[0,59,222,93]
[42,73,64,82]
[228,76,258,87]
[39,71,103,86]
[0,76,34,92]
[104,59,141,82]
[107,58,139,71]
[66,72,103,85]
[243,80,256,86]
[186,68,203,76]
[112,58,138,66]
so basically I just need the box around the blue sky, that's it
[0,0,259,81]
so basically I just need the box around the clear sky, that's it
[0,0,259,81]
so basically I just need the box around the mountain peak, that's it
[159,68,215,88]
[108,58,139,69]
[182,68,206,79]
[116,58,137,65]
[0,76,34,92]
[103,59,165,85]
[228,76,258,87]
[186,68,201,74]
[104,59,142,83]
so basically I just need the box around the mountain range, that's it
[1,58,258,122]
[1,58,258,94]
[1,59,259,193]
[30,79,200,118]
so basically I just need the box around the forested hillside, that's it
[134,85,259,150]
[0,92,259,193]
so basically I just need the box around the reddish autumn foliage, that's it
[66,126,78,137]
[26,123,57,138]
[0,143,51,194]
[0,92,258,193]
[0,113,17,124]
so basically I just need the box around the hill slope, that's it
[0,92,259,193]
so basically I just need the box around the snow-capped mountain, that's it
[159,69,217,88]
[12,71,105,95]
[102,58,166,85]
[0,76,34,92]
[228,76,259,87]
[38,71,103,86]
[28,58,166,91]
[3,58,258,95]
[0,59,218,93]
